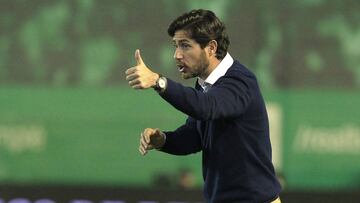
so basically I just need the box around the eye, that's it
[179,43,191,49]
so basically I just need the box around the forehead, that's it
[172,30,196,43]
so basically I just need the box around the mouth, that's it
[177,64,186,73]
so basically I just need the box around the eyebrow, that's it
[173,39,191,43]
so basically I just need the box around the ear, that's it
[207,40,218,57]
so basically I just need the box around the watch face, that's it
[159,78,166,88]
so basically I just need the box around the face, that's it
[172,30,210,79]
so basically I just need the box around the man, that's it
[125,9,281,203]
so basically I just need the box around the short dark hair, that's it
[167,9,230,60]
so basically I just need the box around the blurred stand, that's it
[177,168,196,190]
[151,168,196,190]
[0,184,360,203]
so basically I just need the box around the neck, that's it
[199,57,221,80]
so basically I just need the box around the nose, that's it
[174,48,183,60]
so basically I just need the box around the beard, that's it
[181,51,210,80]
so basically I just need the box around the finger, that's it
[126,73,139,81]
[129,79,141,87]
[131,84,145,90]
[125,67,137,75]
[144,133,150,144]
[154,128,161,136]
[140,136,148,149]
[140,132,147,147]
[152,128,163,142]
[139,146,142,154]
[135,49,144,65]
[139,141,147,155]
[143,128,153,144]
[131,85,144,90]
[139,146,147,155]
[147,144,154,150]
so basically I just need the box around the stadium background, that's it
[0,0,359,202]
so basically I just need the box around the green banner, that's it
[265,90,360,190]
[1,87,359,190]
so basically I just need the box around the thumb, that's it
[154,128,162,136]
[135,49,144,65]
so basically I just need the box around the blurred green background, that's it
[0,0,359,191]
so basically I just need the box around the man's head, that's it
[168,9,230,79]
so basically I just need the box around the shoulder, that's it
[226,60,256,79]
[215,60,257,86]
[211,61,260,94]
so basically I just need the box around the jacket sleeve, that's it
[160,116,202,155]
[159,73,255,121]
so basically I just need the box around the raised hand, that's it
[139,128,166,155]
[125,49,159,89]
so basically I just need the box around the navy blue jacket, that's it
[160,61,281,202]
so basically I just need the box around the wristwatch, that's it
[154,74,167,92]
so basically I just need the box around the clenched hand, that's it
[139,128,166,155]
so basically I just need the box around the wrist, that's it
[155,132,166,150]
[152,73,160,88]
[153,74,167,93]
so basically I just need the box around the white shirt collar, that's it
[198,52,234,89]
